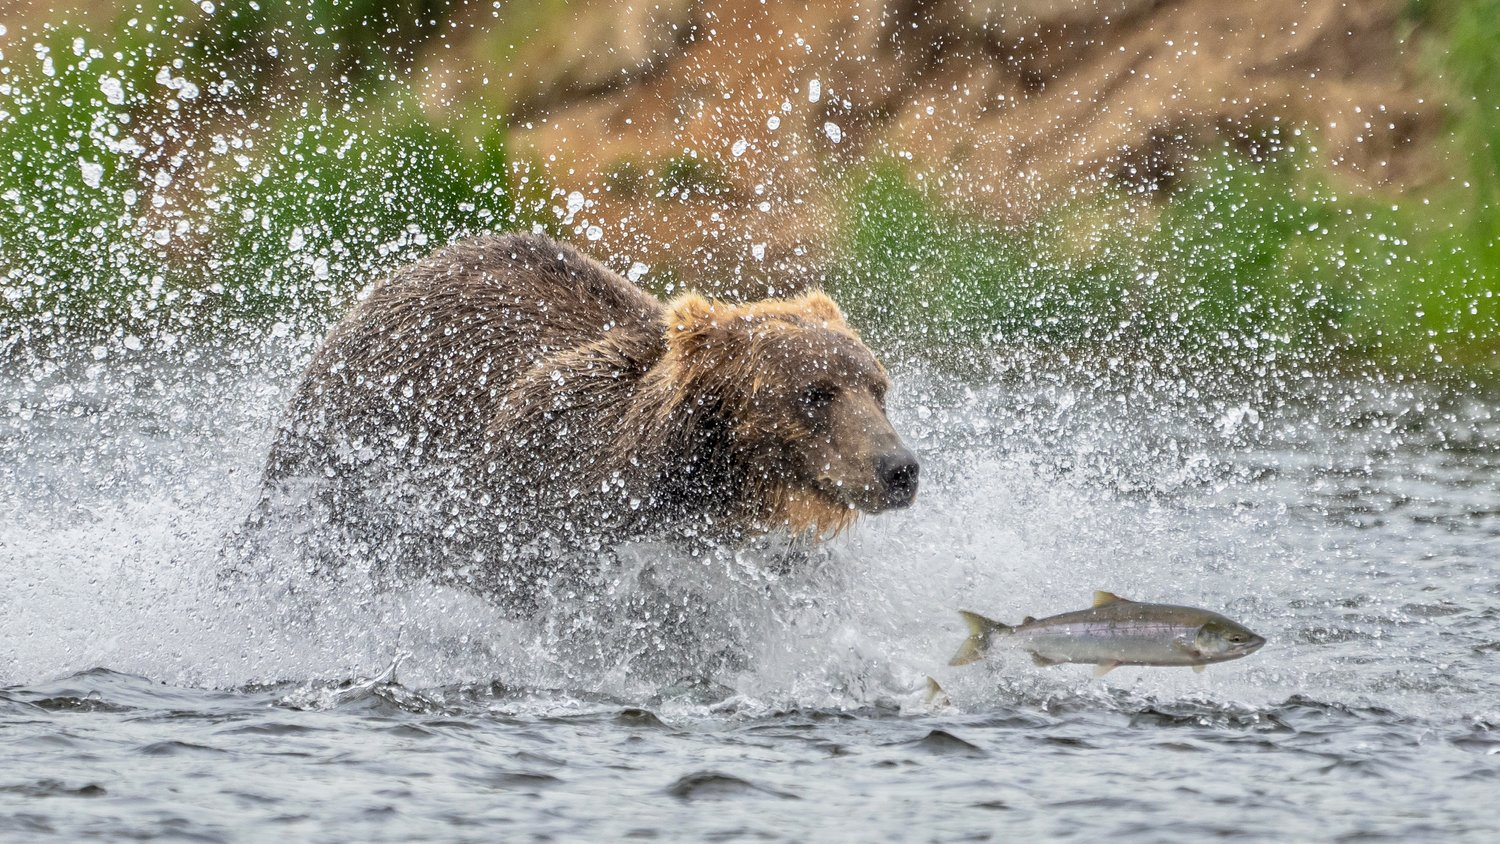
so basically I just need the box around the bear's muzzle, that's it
[873,447,920,511]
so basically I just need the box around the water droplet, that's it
[79,161,104,189]
[823,122,843,144]
[562,191,586,224]
[808,79,822,103]
[731,138,748,157]
[100,77,126,105]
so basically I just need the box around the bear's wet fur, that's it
[252,232,917,608]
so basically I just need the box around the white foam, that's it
[0,354,1458,719]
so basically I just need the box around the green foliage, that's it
[602,159,647,199]
[1352,0,1500,370]
[830,2,1496,377]
[834,149,1347,368]
[1448,0,1500,233]
[1,0,1494,377]
[601,155,733,202]
[837,140,1497,377]
[204,87,520,330]
[1435,0,1500,362]
[1336,196,1498,369]
[0,18,193,345]
[0,9,533,345]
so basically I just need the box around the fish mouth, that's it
[1202,634,1265,663]
[1230,636,1267,657]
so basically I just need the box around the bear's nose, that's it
[877,449,920,508]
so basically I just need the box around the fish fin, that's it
[1092,591,1131,607]
[1192,664,1206,674]
[925,677,951,707]
[1030,652,1063,667]
[950,611,1012,666]
[1022,616,1037,625]
[1172,637,1200,658]
[1093,660,1121,677]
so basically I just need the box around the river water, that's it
[2,345,1497,841]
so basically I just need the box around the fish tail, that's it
[949,610,1013,666]
[924,676,950,708]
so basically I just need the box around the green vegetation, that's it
[187,0,454,85]
[601,155,735,201]
[835,150,1341,365]
[834,145,1496,376]
[834,0,1493,379]
[1365,0,1500,370]
[0,19,177,340]
[204,87,519,332]
[0,1,1494,378]
[659,155,733,199]
[0,4,537,347]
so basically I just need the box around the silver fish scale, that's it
[1020,620,1202,666]
[952,595,1266,670]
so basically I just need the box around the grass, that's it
[0,6,538,349]
[201,86,522,333]
[187,0,454,85]
[831,130,1496,379]
[832,147,1345,367]
[1,1,1495,380]
[829,1,1495,379]
[0,16,184,346]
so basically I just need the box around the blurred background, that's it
[1,0,1495,377]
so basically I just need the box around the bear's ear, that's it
[664,293,731,358]
[795,290,846,326]
[665,293,718,333]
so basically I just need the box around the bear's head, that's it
[657,291,919,537]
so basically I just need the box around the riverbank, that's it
[1,1,1493,378]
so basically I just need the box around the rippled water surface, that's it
[3,349,1498,841]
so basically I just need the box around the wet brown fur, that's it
[647,292,876,537]
[258,233,901,599]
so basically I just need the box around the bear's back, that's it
[265,233,667,484]
[367,232,665,353]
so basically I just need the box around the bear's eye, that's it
[801,384,837,410]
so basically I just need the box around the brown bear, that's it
[252,232,918,608]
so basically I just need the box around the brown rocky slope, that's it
[416,0,1435,291]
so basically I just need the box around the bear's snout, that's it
[875,448,920,510]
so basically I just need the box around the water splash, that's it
[3,345,1493,730]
